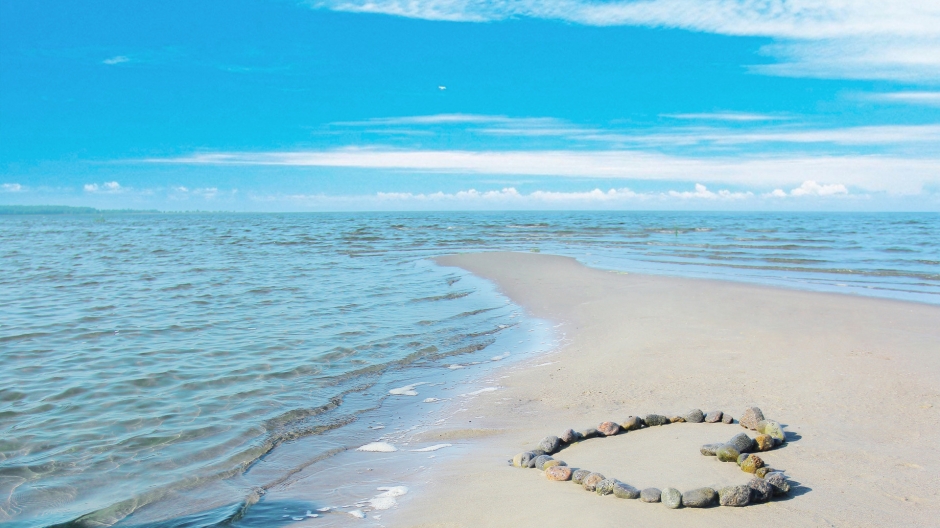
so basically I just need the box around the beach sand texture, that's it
[390,252,940,527]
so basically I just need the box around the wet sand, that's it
[386,251,940,527]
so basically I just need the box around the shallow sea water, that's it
[1,211,937,526]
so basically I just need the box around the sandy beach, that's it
[384,251,940,527]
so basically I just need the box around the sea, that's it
[1,211,937,527]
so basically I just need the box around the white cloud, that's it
[1,183,24,192]
[871,91,940,107]
[311,0,940,81]
[767,180,849,197]
[84,181,123,193]
[668,183,753,200]
[335,113,559,127]
[102,56,130,65]
[662,112,789,122]
[149,148,939,194]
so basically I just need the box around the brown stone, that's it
[545,465,572,481]
[740,454,764,473]
[704,410,723,423]
[740,407,765,430]
[721,413,734,424]
[597,421,621,436]
[620,416,643,431]
[670,416,686,423]
[582,472,606,491]
[755,434,774,451]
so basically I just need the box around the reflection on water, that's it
[1,211,936,526]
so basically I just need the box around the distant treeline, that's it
[0,205,161,215]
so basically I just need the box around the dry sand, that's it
[384,251,940,527]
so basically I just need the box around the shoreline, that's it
[383,251,940,527]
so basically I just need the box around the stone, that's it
[700,443,723,456]
[542,459,566,469]
[718,485,751,507]
[640,488,662,503]
[755,467,773,479]
[722,414,734,424]
[621,416,644,431]
[740,407,765,430]
[755,434,774,452]
[597,421,621,436]
[533,455,554,470]
[682,487,717,508]
[595,478,617,495]
[545,466,572,481]
[716,444,740,462]
[670,416,685,423]
[511,452,528,468]
[530,448,547,457]
[765,472,790,496]
[572,469,591,484]
[515,451,538,468]
[662,488,682,509]
[761,421,786,444]
[740,454,764,473]
[705,410,723,423]
[747,477,773,502]
[737,453,749,466]
[645,414,669,427]
[727,432,755,453]
[579,428,600,439]
[559,428,580,444]
[685,409,705,423]
[582,472,606,491]
[538,436,561,454]
[612,481,640,499]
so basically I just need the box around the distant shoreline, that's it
[0,205,161,215]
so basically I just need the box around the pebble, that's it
[559,428,580,444]
[760,420,786,444]
[682,487,717,508]
[755,467,773,479]
[533,455,554,470]
[661,487,682,509]
[579,428,600,439]
[597,421,621,436]
[748,477,773,502]
[582,472,606,492]
[571,469,591,484]
[518,451,538,468]
[620,416,644,431]
[542,459,566,469]
[727,432,755,453]
[685,409,705,423]
[670,416,685,423]
[612,481,640,499]
[721,414,734,424]
[754,434,774,451]
[704,410,723,423]
[718,485,751,507]
[538,436,561,454]
[640,488,662,503]
[740,407,765,430]
[511,452,529,468]
[765,472,790,496]
[644,414,669,427]
[736,452,749,466]
[545,466,572,481]
[716,445,740,462]
[700,443,722,456]
[740,454,764,473]
[595,478,617,495]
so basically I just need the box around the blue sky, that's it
[1,0,939,211]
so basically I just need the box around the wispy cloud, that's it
[871,91,940,107]
[2,183,25,192]
[662,112,789,122]
[334,113,561,127]
[310,1,940,81]
[84,181,123,193]
[102,55,130,65]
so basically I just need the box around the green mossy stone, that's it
[682,487,717,508]
[740,454,764,473]
[717,444,741,462]
[612,481,640,499]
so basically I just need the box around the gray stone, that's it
[722,413,734,424]
[700,443,723,456]
[682,487,717,508]
[595,478,617,495]
[736,452,749,466]
[661,488,682,509]
[538,436,561,454]
[612,481,640,499]
[718,485,751,507]
[685,409,705,423]
[747,478,773,502]
[645,414,670,427]
[519,451,538,468]
[640,488,662,503]
[533,455,554,470]
[530,448,547,457]
[579,428,600,439]
[582,472,606,492]
[740,407,765,430]
[571,469,591,484]
[716,444,740,462]
[620,416,644,431]
[559,428,580,444]
[727,432,755,453]
[765,472,790,496]
[705,410,723,423]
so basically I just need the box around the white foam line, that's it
[533,362,554,367]
[422,397,442,403]
[410,443,452,452]
[356,442,397,452]
[389,382,427,396]
[460,387,498,397]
